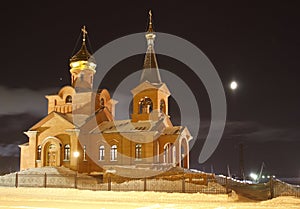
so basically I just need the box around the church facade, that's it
[19,12,192,174]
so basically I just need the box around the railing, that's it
[0,173,227,194]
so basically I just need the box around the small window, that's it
[139,97,153,114]
[110,145,117,161]
[135,144,142,160]
[66,95,72,103]
[163,143,170,163]
[37,145,42,160]
[64,144,70,161]
[99,145,105,161]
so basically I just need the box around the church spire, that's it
[140,10,162,84]
[69,26,97,90]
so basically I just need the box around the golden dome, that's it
[70,41,96,64]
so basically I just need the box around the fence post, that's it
[182,175,185,193]
[143,178,147,191]
[74,172,77,189]
[108,176,111,191]
[15,173,18,188]
[225,177,229,194]
[270,176,274,199]
[44,173,47,188]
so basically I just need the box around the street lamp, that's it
[250,172,258,182]
[73,151,80,158]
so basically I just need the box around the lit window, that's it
[135,144,142,160]
[37,145,42,160]
[110,145,117,161]
[64,144,70,161]
[83,145,87,161]
[99,145,105,161]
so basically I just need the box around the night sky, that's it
[0,1,299,179]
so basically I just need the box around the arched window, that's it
[139,97,153,114]
[64,144,70,161]
[66,95,72,103]
[160,99,166,114]
[163,143,170,163]
[110,145,117,161]
[99,145,105,161]
[83,145,87,161]
[135,144,142,160]
[37,145,42,160]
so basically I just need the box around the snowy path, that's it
[0,187,299,209]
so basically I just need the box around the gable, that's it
[29,112,76,131]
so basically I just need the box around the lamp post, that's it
[73,151,80,171]
[73,151,80,189]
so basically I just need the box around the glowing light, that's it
[250,173,258,180]
[230,81,238,90]
[73,151,80,158]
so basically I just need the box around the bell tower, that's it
[69,26,96,91]
[131,11,170,122]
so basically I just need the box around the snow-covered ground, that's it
[0,187,299,209]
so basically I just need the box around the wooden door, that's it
[47,144,57,166]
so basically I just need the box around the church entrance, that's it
[41,137,62,167]
[47,144,57,166]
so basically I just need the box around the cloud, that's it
[0,144,19,157]
[0,86,59,116]
[222,121,300,142]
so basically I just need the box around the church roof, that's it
[90,115,188,138]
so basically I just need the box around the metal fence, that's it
[216,175,300,200]
[273,179,300,198]
[0,173,227,194]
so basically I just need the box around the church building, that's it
[19,12,192,174]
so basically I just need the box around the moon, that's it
[230,81,238,90]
